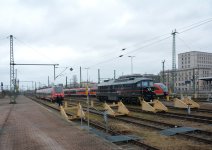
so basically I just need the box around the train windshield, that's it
[54,86,63,93]
[137,80,153,87]
[159,84,168,92]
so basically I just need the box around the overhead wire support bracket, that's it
[12,63,59,81]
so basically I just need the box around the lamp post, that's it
[128,56,135,74]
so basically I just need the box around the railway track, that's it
[67,101,212,144]
[67,97,212,124]
[167,105,212,113]
[30,97,159,150]
[67,97,212,113]
[86,107,212,145]
[127,107,212,124]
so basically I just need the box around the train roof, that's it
[37,85,63,90]
[98,77,153,86]
[118,74,143,79]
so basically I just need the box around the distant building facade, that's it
[160,51,212,98]
[178,51,212,69]
[176,51,212,94]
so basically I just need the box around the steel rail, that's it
[30,97,159,150]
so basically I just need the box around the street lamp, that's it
[128,56,135,74]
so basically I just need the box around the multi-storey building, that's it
[178,51,212,69]
[176,51,212,93]
[161,51,212,98]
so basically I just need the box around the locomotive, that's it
[36,86,64,102]
[96,74,156,103]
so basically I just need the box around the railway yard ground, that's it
[0,96,121,150]
[0,95,212,150]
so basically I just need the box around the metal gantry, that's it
[171,30,178,93]
[9,35,60,103]
[10,35,16,103]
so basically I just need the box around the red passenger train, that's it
[36,86,64,102]
[153,83,168,98]
[64,87,97,97]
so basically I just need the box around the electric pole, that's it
[10,35,16,104]
[65,76,67,88]
[48,76,49,87]
[80,66,82,88]
[171,29,178,93]
[98,69,100,84]
[162,60,165,84]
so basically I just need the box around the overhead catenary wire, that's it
[176,36,192,51]
[178,18,212,34]
[87,17,212,68]
[88,35,172,68]
[123,35,172,55]
[98,33,171,60]
[14,37,57,64]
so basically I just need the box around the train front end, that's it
[52,86,64,101]
[154,83,168,98]
[138,79,156,101]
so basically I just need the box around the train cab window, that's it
[54,86,63,93]
[137,83,141,87]
[149,81,153,87]
[142,81,148,87]
[159,84,168,92]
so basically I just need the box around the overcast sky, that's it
[0,0,212,90]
